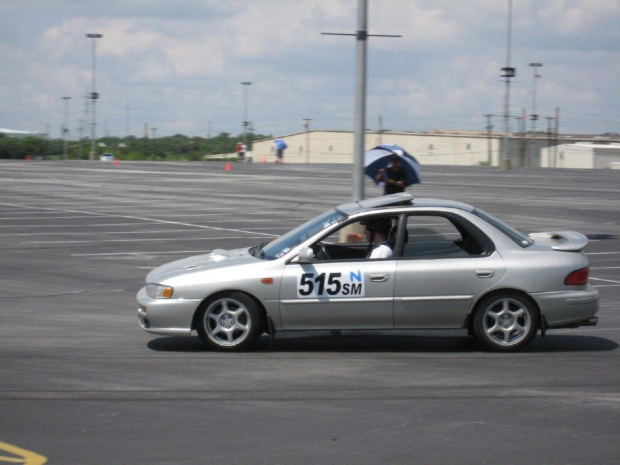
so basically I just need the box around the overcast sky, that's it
[1,0,618,139]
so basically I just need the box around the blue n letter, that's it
[350,270,362,282]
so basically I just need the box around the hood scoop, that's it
[210,249,232,261]
[182,264,202,271]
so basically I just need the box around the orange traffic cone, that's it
[114,158,120,166]
[225,162,232,171]
[262,157,267,163]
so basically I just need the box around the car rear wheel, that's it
[473,292,539,351]
[197,293,264,351]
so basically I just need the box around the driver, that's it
[363,218,393,259]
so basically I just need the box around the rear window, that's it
[473,208,533,248]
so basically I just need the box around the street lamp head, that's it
[86,33,103,38]
[241,82,252,86]
[529,62,543,67]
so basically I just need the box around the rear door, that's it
[394,213,505,329]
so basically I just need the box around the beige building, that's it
[252,130,619,168]
[253,130,500,166]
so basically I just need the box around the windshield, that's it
[261,209,345,260]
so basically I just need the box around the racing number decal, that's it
[297,270,364,298]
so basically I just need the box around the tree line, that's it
[0,132,270,161]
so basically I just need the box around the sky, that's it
[1,0,618,139]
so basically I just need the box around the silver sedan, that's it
[136,193,599,352]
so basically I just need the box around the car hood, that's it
[146,248,257,283]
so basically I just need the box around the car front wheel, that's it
[473,292,539,351]
[197,293,264,351]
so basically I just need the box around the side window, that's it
[402,214,484,259]
[313,216,399,261]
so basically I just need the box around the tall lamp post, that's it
[86,33,103,161]
[241,82,252,157]
[528,62,543,167]
[500,0,515,170]
[322,0,400,200]
[62,96,71,160]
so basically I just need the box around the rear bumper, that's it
[531,285,599,330]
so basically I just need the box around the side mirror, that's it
[295,247,315,263]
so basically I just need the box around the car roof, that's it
[336,193,474,215]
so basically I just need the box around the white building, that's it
[540,142,620,169]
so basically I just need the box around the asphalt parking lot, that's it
[1,160,618,464]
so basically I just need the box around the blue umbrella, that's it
[364,144,421,186]
[274,139,288,150]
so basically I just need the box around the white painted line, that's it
[590,277,620,284]
[591,267,620,270]
[72,250,210,257]
[1,229,204,237]
[24,235,272,245]
[1,202,279,239]
[587,251,620,255]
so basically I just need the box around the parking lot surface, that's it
[1,160,618,464]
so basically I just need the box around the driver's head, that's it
[362,217,392,238]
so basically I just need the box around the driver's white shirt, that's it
[369,243,393,259]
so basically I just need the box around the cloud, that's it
[0,0,618,137]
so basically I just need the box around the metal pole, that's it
[500,0,513,171]
[87,33,102,161]
[528,62,542,167]
[151,127,157,157]
[484,114,493,165]
[352,0,368,201]
[303,118,312,163]
[241,82,251,157]
[62,96,71,160]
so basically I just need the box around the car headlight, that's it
[146,283,174,299]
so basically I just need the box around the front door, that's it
[279,259,396,330]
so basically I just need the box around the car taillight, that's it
[565,267,589,286]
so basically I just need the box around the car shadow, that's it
[147,332,618,353]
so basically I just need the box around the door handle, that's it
[370,273,389,282]
[476,269,495,278]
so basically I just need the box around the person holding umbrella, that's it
[376,154,408,195]
[274,139,287,163]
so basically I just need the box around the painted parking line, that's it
[1,202,279,239]
[590,277,620,285]
[0,441,47,465]
[72,250,210,257]
[24,235,274,245]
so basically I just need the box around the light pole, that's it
[322,0,400,199]
[303,118,312,163]
[241,82,252,157]
[62,96,71,160]
[528,62,543,167]
[500,0,515,170]
[86,33,102,161]
[151,127,158,157]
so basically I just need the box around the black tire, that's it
[196,292,264,351]
[473,292,539,352]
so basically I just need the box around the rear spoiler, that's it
[528,231,589,252]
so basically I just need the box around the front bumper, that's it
[531,285,599,329]
[136,286,200,336]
